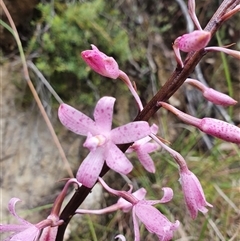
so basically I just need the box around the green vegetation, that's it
[28,0,130,106]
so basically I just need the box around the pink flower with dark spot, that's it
[58,96,151,188]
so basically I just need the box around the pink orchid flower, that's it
[58,96,151,188]
[0,197,64,241]
[76,177,179,241]
[0,198,41,241]
[159,102,240,144]
[149,134,212,219]
[99,177,180,241]
[0,179,81,241]
[179,167,213,219]
[126,124,159,173]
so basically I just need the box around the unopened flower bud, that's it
[199,118,240,144]
[202,88,237,106]
[174,30,211,52]
[185,78,237,106]
[159,102,240,144]
[81,45,120,79]
[173,30,211,67]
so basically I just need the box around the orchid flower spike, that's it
[98,177,180,241]
[173,30,211,67]
[185,78,237,106]
[58,96,151,188]
[179,166,213,219]
[126,124,159,173]
[81,45,143,110]
[159,102,240,144]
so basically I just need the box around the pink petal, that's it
[117,188,147,213]
[105,143,133,174]
[116,198,132,213]
[136,146,156,173]
[76,148,105,188]
[0,224,28,233]
[8,198,31,226]
[39,226,58,241]
[142,187,174,206]
[58,104,98,136]
[93,97,115,132]
[135,203,179,240]
[132,188,147,201]
[180,170,212,219]
[126,124,159,153]
[111,121,151,144]
[10,225,39,241]
[132,206,141,241]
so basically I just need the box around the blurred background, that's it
[1,0,240,240]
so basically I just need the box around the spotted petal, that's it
[136,143,158,173]
[105,143,133,174]
[117,188,147,213]
[111,121,151,144]
[58,103,98,136]
[135,203,179,241]
[9,225,40,241]
[94,97,115,133]
[7,198,31,226]
[76,148,105,188]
